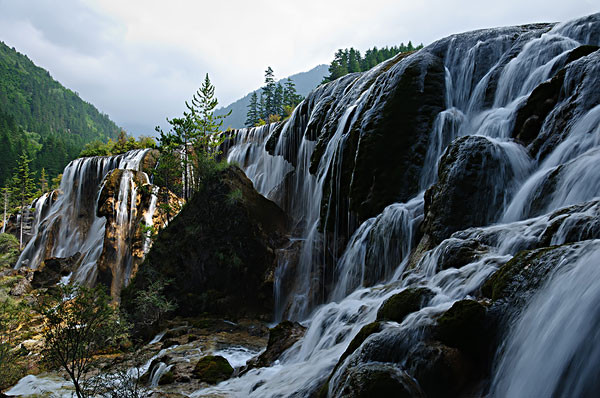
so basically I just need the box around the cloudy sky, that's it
[0,0,596,135]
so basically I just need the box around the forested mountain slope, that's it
[0,41,120,184]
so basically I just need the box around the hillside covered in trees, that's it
[0,41,120,185]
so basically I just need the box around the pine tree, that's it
[9,152,36,248]
[183,73,230,192]
[348,48,361,73]
[258,93,267,121]
[262,67,276,118]
[274,83,284,118]
[39,168,48,193]
[245,92,259,127]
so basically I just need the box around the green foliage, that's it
[130,278,177,328]
[79,131,156,157]
[0,298,27,389]
[37,284,128,398]
[246,92,260,127]
[247,68,304,126]
[322,43,424,83]
[155,73,230,200]
[0,232,20,269]
[226,188,243,205]
[0,41,120,185]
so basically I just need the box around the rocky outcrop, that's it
[192,355,234,384]
[123,165,288,320]
[423,135,524,244]
[330,362,425,398]
[523,48,600,160]
[96,169,181,298]
[248,321,306,368]
[376,287,434,323]
[31,253,80,289]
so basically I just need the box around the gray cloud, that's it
[0,0,597,136]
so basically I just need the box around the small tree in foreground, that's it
[38,284,127,398]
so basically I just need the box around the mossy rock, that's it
[250,320,306,368]
[377,287,434,323]
[332,362,425,398]
[435,299,486,355]
[481,245,563,301]
[158,370,175,385]
[193,355,234,384]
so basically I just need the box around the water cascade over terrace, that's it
[207,13,600,397]
[15,149,163,293]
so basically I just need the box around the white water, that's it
[7,13,600,398]
[491,240,600,397]
[15,149,157,286]
[194,13,600,398]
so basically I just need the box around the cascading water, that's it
[6,12,599,398]
[490,240,600,398]
[198,12,600,397]
[15,149,154,286]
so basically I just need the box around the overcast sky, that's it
[0,0,596,135]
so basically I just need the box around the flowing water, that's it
[15,149,154,286]
[7,12,600,398]
[196,13,600,397]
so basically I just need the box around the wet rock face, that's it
[124,165,288,320]
[406,340,476,398]
[377,287,434,323]
[529,49,600,160]
[331,362,425,398]
[423,135,518,244]
[321,50,447,231]
[31,252,80,289]
[192,355,234,384]
[248,321,306,368]
[95,169,181,299]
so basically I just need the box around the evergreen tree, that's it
[9,152,36,248]
[322,43,423,83]
[245,92,260,127]
[273,83,284,118]
[39,168,48,194]
[258,93,267,121]
[262,67,276,118]
[348,48,361,73]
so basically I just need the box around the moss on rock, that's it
[192,355,234,384]
[377,287,434,323]
[435,300,487,356]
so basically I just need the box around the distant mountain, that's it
[215,65,329,129]
[0,41,120,184]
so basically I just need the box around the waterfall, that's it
[15,149,154,287]
[491,240,600,397]
[198,13,600,397]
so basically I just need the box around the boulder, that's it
[31,253,80,289]
[123,165,288,322]
[248,320,306,369]
[423,135,522,244]
[376,287,435,323]
[435,300,488,357]
[158,371,175,385]
[330,362,425,398]
[192,355,234,384]
[405,341,474,398]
